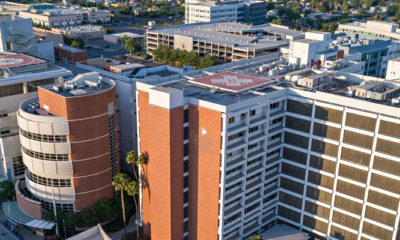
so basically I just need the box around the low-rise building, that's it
[103,32,144,44]
[53,25,106,42]
[338,20,400,42]
[54,44,87,64]
[19,7,111,28]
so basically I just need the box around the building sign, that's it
[191,127,216,153]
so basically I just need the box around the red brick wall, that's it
[54,47,87,64]
[138,91,184,240]
[37,86,118,211]
[15,180,43,220]
[188,105,222,240]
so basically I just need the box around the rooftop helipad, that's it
[189,71,273,93]
[0,54,46,69]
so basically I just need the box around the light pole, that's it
[51,180,59,236]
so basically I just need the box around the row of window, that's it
[23,147,69,161]
[20,129,67,143]
[28,171,71,187]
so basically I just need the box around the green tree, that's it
[328,22,338,33]
[199,55,218,69]
[0,181,15,201]
[120,35,128,43]
[71,40,80,48]
[112,173,130,239]
[271,18,282,25]
[249,235,263,240]
[125,38,134,55]
[125,180,139,239]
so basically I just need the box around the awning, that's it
[2,202,55,230]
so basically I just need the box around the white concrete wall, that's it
[22,151,73,179]
[386,59,400,80]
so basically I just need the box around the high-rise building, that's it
[14,72,118,217]
[0,53,70,183]
[136,69,400,240]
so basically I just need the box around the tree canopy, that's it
[152,45,218,69]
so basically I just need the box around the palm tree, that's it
[126,151,148,239]
[112,173,130,239]
[125,180,139,239]
[126,150,148,184]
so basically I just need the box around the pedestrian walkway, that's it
[0,224,20,240]
[109,215,137,240]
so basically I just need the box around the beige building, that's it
[53,25,106,42]
[19,7,110,28]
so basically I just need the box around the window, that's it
[283,147,307,165]
[281,163,305,180]
[228,117,235,124]
[313,123,340,141]
[341,147,370,166]
[284,132,309,149]
[279,192,302,209]
[250,110,256,116]
[278,205,300,223]
[184,143,189,156]
[0,111,7,118]
[343,130,373,149]
[240,113,246,120]
[184,109,189,123]
[306,186,332,204]
[339,164,368,183]
[345,113,376,131]
[12,156,25,178]
[184,127,189,140]
[249,126,259,133]
[332,211,360,230]
[304,201,330,219]
[271,117,282,124]
[285,116,311,133]
[280,177,303,195]
[227,131,244,141]
[0,129,10,136]
[334,195,363,215]
[367,190,399,211]
[270,102,279,109]
[286,100,312,116]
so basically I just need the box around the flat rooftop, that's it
[59,25,104,33]
[106,32,144,39]
[44,73,113,97]
[261,224,309,240]
[149,22,301,50]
